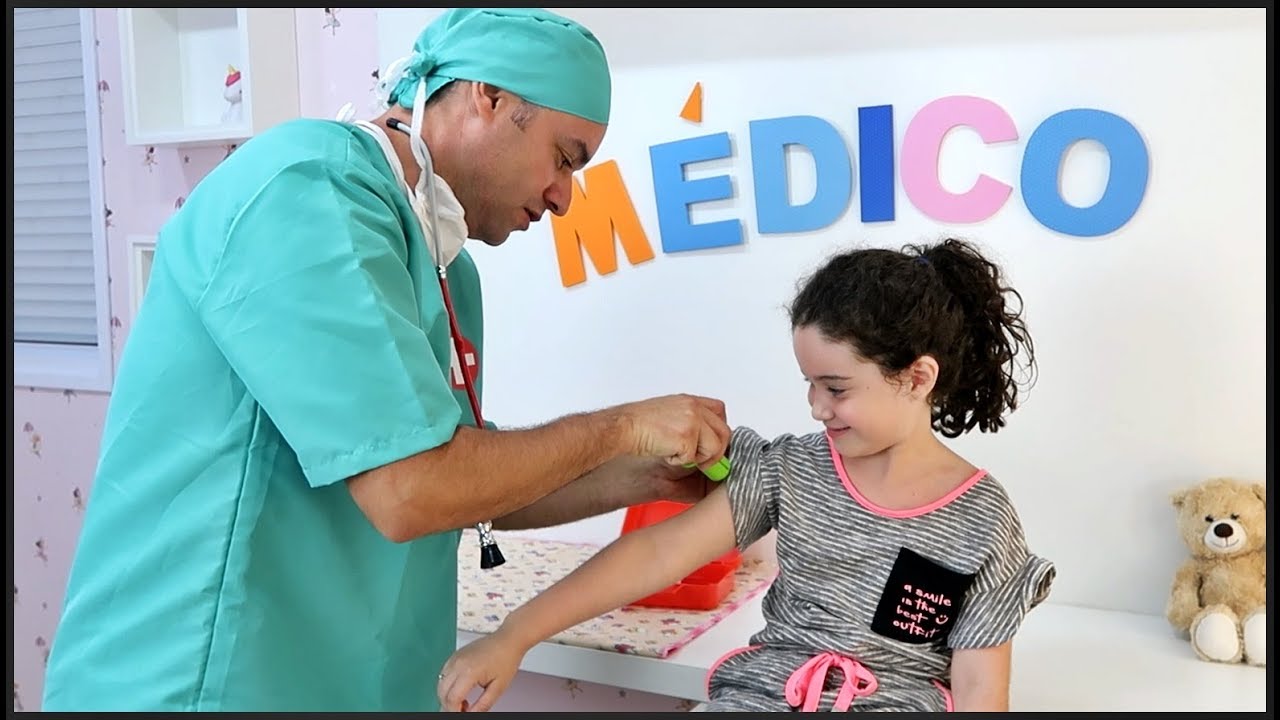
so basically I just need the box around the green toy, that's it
[685,456,731,482]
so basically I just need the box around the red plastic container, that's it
[620,500,741,610]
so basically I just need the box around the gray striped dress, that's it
[707,427,1056,712]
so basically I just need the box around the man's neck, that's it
[376,105,449,191]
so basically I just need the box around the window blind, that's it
[13,8,101,346]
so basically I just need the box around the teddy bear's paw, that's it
[1242,609,1266,666]
[1192,610,1242,663]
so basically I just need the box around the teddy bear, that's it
[1165,477,1266,666]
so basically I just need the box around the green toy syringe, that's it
[684,456,731,482]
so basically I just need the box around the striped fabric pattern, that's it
[709,427,1056,712]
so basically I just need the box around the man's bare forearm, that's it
[348,411,632,542]
[493,456,657,530]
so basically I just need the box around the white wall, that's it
[376,9,1267,617]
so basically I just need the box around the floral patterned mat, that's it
[457,530,777,659]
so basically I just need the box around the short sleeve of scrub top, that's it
[191,157,462,488]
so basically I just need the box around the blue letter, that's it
[1021,109,1149,238]
[749,116,852,234]
[648,132,743,253]
[858,104,895,223]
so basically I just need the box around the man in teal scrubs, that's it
[42,8,731,712]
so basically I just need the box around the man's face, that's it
[451,89,606,246]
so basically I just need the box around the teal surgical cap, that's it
[391,8,612,125]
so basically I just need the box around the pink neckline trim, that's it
[826,433,987,518]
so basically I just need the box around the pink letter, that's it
[901,95,1017,223]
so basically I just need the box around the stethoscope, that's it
[384,114,506,570]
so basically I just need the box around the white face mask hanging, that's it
[335,64,468,271]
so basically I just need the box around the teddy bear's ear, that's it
[1171,488,1190,508]
[1252,483,1266,508]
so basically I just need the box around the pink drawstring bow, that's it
[784,651,879,712]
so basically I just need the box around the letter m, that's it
[550,160,655,288]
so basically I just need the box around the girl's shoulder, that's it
[729,425,831,460]
[957,471,1031,531]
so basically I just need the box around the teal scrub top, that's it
[41,118,488,712]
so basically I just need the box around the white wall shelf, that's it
[118,8,300,147]
[127,235,157,321]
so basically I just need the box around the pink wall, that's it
[13,8,691,713]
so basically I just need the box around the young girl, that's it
[437,237,1055,712]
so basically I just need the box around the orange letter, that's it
[551,160,656,287]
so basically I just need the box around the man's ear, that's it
[470,81,503,120]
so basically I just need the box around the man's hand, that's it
[486,395,730,532]
[644,458,714,505]
[490,452,722,531]
[594,447,723,507]
[613,394,730,469]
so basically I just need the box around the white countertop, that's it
[1007,603,1266,712]
[458,596,1268,712]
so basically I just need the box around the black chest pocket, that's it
[871,547,975,644]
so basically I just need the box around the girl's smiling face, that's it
[792,325,935,458]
